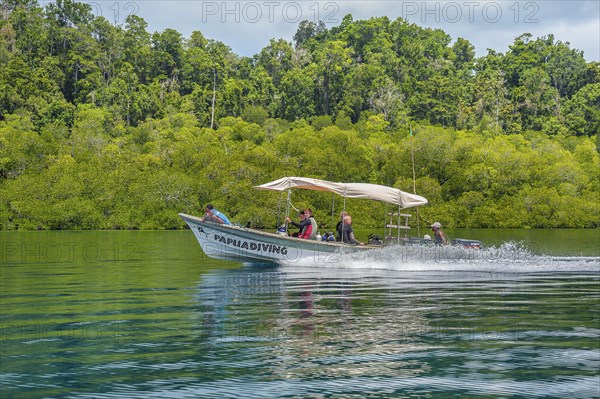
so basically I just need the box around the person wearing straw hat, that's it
[431,222,448,245]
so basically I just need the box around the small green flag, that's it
[410,129,413,136]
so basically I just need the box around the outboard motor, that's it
[452,238,483,249]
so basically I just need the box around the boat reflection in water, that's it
[192,265,436,381]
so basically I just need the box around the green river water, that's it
[1,229,599,398]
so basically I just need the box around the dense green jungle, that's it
[1,0,598,230]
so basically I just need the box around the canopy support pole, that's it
[341,196,347,243]
[416,207,421,238]
[397,204,401,245]
[331,194,336,230]
[384,203,388,239]
[277,191,283,228]
[284,189,291,233]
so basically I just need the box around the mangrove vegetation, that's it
[0,0,598,229]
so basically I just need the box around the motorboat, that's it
[180,177,429,264]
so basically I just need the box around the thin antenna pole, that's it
[210,69,217,129]
[410,126,421,238]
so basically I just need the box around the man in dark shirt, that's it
[336,211,348,241]
[340,215,362,245]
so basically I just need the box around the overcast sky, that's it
[79,0,599,61]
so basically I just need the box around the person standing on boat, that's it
[203,204,231,225]
[341,215,363,245]
[430,222,448,245]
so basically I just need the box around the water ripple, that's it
[2,233,599,399]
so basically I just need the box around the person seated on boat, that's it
[202,204,231,225]
[301,208,318,240]
[341,215,363,245]
[430,222,448,245]
[336,211,348,241]
[287,208,317,240]
[288,210,306,237]
[286,210,310,238]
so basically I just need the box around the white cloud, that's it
[93,0,599,61]
[529,18,600,61]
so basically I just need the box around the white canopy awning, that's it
[254,177,428,209]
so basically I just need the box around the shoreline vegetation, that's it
[0,1,598,230]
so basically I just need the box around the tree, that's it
[256,38,293,86]
[123,15,152,83]
[452,37,475,70]
[341,63,382,122]
[278,65,316,120]
[242,105,268,126]
[369,79,406,126]
[545,40,587,98]
[514,68,559,129]
[564,83,600,136]
[46,0,94,28]
[471,68,509,130]
[313,40,352,115]
[151,28,184,79]
[293,20,325,48]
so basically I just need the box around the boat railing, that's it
[385,212,411,243]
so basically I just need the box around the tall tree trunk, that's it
[210,69,217,129]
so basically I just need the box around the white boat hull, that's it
[179,213,371,264]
